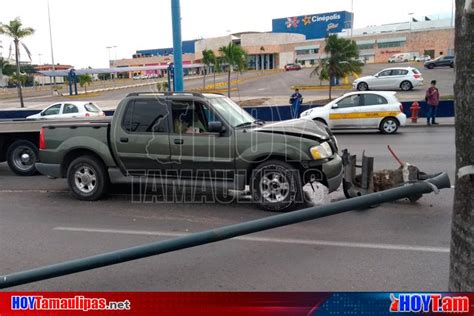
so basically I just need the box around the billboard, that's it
[272,11,353,40]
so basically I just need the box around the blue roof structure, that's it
[136,39,197,57]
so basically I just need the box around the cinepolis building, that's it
[112,11,454,73]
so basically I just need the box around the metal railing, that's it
[0,172,450,289]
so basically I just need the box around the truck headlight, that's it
[310,142,332,160]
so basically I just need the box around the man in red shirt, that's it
[426,80,440,125]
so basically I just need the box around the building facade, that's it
[111,13,454,73]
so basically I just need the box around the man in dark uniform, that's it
[290,88,303,119]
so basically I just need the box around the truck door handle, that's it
[174,138,184,145]
[120,137,129,143]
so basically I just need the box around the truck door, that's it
[113,98,172,175]
[169,99,235,183]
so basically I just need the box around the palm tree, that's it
[219,43,247,97]
[78,74,92,93]
[201,49,215,90]
[310,34,362,100]
[0,18,35,108]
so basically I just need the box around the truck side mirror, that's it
[208,121,225,134]
[331,104,339,109]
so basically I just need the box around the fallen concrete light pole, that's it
[0,173,450,289]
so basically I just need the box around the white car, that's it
[26,102,105,120]
[300,91,406,134]
[416,55,431,62]
[353,67,423,92]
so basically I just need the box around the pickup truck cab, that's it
[37,92,343,212]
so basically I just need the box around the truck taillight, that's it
[39,127,46,150]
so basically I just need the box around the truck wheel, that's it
[67,155,109,201]
[7,140,38,176]
[251,160,303,212]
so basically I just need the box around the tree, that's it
[218,43,247,97]
[78,74,92,93]
[0,18,35,108]
[310,34,362,100]
[0,58,15,76]
[201,49,215,90]
[449,0,474,291]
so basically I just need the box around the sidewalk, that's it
[405,117,454,127]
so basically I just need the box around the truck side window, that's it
[122,100,169,133]
[171,101,209,134]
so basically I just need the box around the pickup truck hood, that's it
[251,119,330,141]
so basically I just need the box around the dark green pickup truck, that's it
[37,92,343,211]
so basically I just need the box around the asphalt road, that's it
[0,63,454,110]
[0,126,455,291]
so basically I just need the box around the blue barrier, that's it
[0,101,455,121]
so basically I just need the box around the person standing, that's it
[426,80,440,125]
[290,88,303,119]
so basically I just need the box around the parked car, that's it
[352,67,423,92]
[36,92,343,212]
[388,53,410,63]
[284,63,302,71]
[356,57,367,64]
[26,102,105,120]
[416,55,431,62]
[424,55,455,69]
[300,91,406,134]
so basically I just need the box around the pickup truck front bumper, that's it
[35,162,62,179]
[322,154,344,192]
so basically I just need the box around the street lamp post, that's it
[408,12,415,32]
[171,0,184,92]
[47,0,57,93]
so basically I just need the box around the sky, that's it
[0,0,454,68]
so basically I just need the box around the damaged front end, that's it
[342,146,443,202]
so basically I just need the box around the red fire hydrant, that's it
[410,101,421,123]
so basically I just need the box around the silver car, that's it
[353,67,424,92]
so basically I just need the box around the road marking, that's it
[54,227,450,254]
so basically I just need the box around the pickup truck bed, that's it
[0,117,111,176]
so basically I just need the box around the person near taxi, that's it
[290,88,303,119]
[425,80,440,125]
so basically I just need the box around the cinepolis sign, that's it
[273,11,351,40]
[285,13,342,29]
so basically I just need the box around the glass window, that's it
[337,95,361,108]
[378,70,392,77]
[378,41,406,48]
[207,96,255,127]
[171,101,212,134]
[42,104,61,116]
[391,69,408,76]
[63,104,79,114]
[363,94,388,106]
[122,100,169,133]
[85,103,100,112]
[357,43,374,50]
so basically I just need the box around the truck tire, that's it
[6,140,38,176]
[251,160,303,212]
[67,155,109,201]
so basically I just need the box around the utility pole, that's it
[171,0,184,92]
[350,0,354,38]
[47,0,56,92]
[449,0,474,291]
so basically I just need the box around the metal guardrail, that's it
[0,172,450,289]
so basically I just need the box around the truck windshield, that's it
[208,97,256,127]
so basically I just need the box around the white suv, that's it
[353,67,423,92]
[300,91,406,134]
